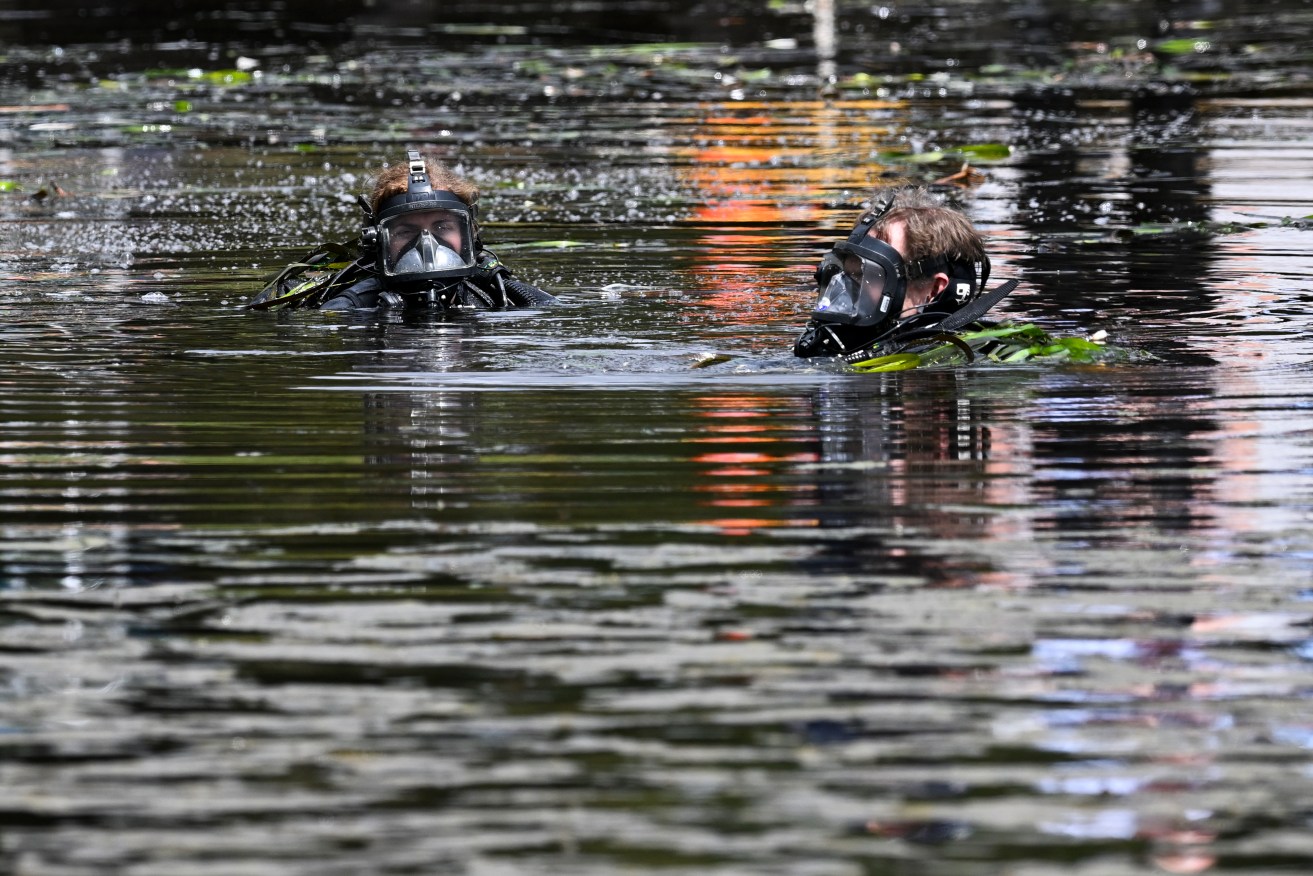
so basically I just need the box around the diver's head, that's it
[810,188,989,328]
[361,150,480,298]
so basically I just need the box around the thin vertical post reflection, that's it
[813,0,837,82]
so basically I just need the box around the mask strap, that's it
[908,253,950,281]
[845,213,877,246]
[844,193,896,246]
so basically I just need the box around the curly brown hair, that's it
[368,153,481,216]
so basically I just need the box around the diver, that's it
[793,185,1018,362]
[249,150,558,312]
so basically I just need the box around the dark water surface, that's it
[4,1,1313,873]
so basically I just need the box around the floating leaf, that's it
[902,151,947,164]
[850,353,923,372]
[199,69,254,85]
[879,145,1010,171]
[589,42,712,59]
[143,67,253,86]
[519,240,590,249]
[959,143,1011,161]
[1155,38,1210,56]
[435,24,529,36]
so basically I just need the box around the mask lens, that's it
[812,270,860,319]
[380,207,475,278]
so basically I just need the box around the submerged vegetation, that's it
[848,324,1142,372]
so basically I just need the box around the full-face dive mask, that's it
[363,150,478,293]
[809,209,908,327]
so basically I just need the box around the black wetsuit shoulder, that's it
[251,247,559,313]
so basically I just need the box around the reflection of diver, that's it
[249,150,557,313]
[798,375,1005,586]
[356,325,481,507]
[793,186,1018,362]
[363,388,477,507]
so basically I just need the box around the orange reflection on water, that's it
[688,394,819,534]
[677,101,904,323]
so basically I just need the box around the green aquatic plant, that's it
[140,68,256,86]
[878,143,1012,165]
[1127,215,1313,235]
[1155,37,1215,56]
[587,42,713,59]
[848,323,1132,372]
